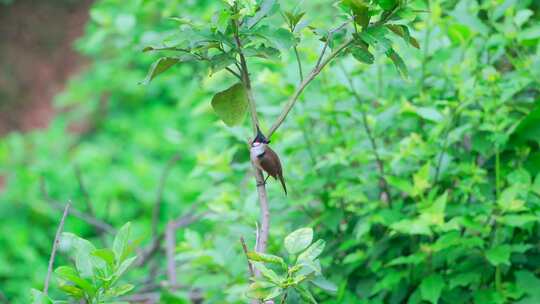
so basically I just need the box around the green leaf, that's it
[387,25,420,49]
[378,0,397,10]
[92,248,115,267]
[141,57,183,85]
[298,239,326,262]
[518,25,540,40]
[311,276,337,293]
[55,266,96,295]
[246,0,278,28]
[115,256,137,278]
[30,289,53,304]
[113,222,132,263]
[420,274,444,304]
[210,82,249,126]
[253,262,281,285]
[351,45,374,64]
[485,245,512,266]
[342,0,370,28]
[386,48,408,78]
[105,284,135,297]
[295,285,318,304]
[247,251,287,269]
[359,26,392,51]
[209,53,236,75]
[284,227,313,255]
[264,286,283,301]
[58,284,85,299]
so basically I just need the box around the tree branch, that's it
[40,178,116,234]
[165,221,177,286]
[152,153,181,238]
[44,202,71,297]
[232,13,270,255]
[268,37,353,138]
[240,236,255,278]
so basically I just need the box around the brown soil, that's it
[0,0,93,135]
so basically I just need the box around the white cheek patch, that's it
[251,144,265,156]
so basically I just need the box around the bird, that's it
[250,126,287,195]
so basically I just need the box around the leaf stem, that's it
[44,202,71,297]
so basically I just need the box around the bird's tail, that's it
[278,175,287,195]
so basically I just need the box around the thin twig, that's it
[226,67,242,80]
[240,237,255,277]
[152,153,181,238]
[268,37,353,138]
[44,202,71,296]
[40,178,116,234]
[74,166,108,245]
[166,221,177,286]
[293,46,304,82]
[339,64,392,205]
[137,205,204,266]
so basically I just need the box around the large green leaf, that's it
[210,83,249,126]
[113,222,132,263]
[285,227,313,255]
[420,274,444,304]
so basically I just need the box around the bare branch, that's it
[44,202,71,296]
[226,67,242,80]
[240,237,255,278]
[137,205,204,266]
[166,221,177,286]
[40,178,116,234]
[267,37,353,138]
[293,46,304,82]
[152,153,181,238]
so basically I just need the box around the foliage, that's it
[247,227,337,302]
[31,223,136,304]
[0,0,539,303]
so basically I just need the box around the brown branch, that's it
[152,153,181,238]
[232,11,270,255]
[40,178,116,234]
[137,205,204,266]
[267,29,353,138]
[339,64,392,205]
[165,221,177,286]
[44,202,71,296]
[240,237,255,277]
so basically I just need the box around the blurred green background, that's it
[1,0,540,303]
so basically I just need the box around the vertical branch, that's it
[44,202,71,297]
[232,13,270,254]
[340,64,392,205]
[165,221,177,286]
[152,153,181,238]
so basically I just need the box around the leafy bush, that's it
[31,223,136,303]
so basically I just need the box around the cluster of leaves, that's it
[247,228,336,303]
[31,223,136,304]
[1,0,540,303]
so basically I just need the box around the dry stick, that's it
[339,64,392,206]
[151,153,182,238]
[240,236,255,277]
[40,178,116,234]
[43,202,71,297]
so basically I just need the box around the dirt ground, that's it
[0,0,93,135]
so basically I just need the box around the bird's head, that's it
[251,125,270,146]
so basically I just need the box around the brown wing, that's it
[259,146,287,195]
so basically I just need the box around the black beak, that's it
[254,126,270,144]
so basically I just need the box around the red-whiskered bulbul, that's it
[250,127,287,195]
